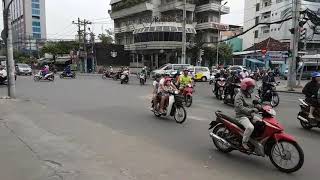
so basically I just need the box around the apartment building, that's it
[242,0,320,52]
[10,0,47,51]
[109,0,230,68]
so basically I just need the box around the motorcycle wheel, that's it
[185,95,192,107]
[49,75,55,81]
[300,120,313,130]
[218,90,224,100]
[270,94,280,107]
[102,74,107,79]
[269,141,304,173]
[60,74,64,79]
[72,74,76,79]
[34,76,40,82]
[211,124,234,153]
[174,105,187,124]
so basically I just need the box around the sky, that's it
[1,0,245,40]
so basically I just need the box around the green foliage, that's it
[202,43,233,67]
[40,41,79,59]
[98,29,114,45]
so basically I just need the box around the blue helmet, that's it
[311,72,320,78]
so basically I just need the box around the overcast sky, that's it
[1,0,245,39]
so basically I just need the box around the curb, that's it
[78,73,102,77]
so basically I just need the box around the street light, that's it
[216,1,228,67]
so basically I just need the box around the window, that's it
[32,9,40,15]
[33,33,41,39]
[255,16,259,25]
[32,27,41,32]
[32,21,40,26]
[164,65,172,70]
[32,3,40,9]
[254,30,259,38]
[32,0,40,2]
[256,3,260,11]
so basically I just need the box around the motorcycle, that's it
[102,70,115,79]
[250,72,261,81]
[209,102,304,173]
[112,71,122,81]
[209,75,215,85]
[60,71,76,79]
[223,83,240,105]
[34,71,54,82]
[181,84,193,107]
[297,99,320,129]
[257,82,280,107]
[120,70,129,84]
[139,73,146,85]
[213,77,226,100]
[152,91,187,124]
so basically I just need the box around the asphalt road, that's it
[5,75,320,179]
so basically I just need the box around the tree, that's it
[40,41,78,61]
[98,29,114,45]
[202,43,233,67]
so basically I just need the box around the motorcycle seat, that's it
[216,111,245,130]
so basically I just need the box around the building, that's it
[109,0,230,69]
[242,0,320,53]
[10,0,47,52]
[221,25,243,52]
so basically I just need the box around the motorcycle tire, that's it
[49,76,55,81]
[60,74,64,79]
[211,124,234,153]
[102,74,107,79]
[174,105,187,124]
[34,76,40,82]
[270,94,280,107]
[185,95,192,107]
[72,74,76,79]
[269,141,304,173]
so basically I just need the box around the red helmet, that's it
[240,78,256,91]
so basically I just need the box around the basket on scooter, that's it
[174,94,185,104]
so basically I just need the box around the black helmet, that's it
[155,74,161,79]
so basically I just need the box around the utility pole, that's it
[72,18,91,73]
[28,35,32,58]
[181,0,186,64]
[2,0,16,98]
[216,1,228,67]
[287,0,301,90]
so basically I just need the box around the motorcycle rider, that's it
[225,70,241,100]
[64,64,72,76]
[234,78,259,150]
[302,72,320,119]
[41,65,49,78]
[214,69,228,94]
[140,66,148,82]
[240,69,249,79]
[261,71,276,98]
[158,74,178,114]
[178,69,193,91]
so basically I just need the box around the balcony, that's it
[260,17,271,23]
[195,3,230,14]
[124,41,183,51]
[110,2,153,19]
[159,0,196,12]
[196,22,229,31]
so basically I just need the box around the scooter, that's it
[120,70,129,84]
[209,102,304,173]
[34,71,54,82]
[152,91,187,124]
[223,83,240,105]
[181,84,193,107]
[297,99,320,129]
[139,73,146,85]
[60,71,76,79]
[213,77,226,100]
[257,82,280,107]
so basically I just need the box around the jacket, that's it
[234,91,254,118]
[302,81,320,98]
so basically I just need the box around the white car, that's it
[228,65,246,72]
[16,63,32,76]
[151,64,190,78]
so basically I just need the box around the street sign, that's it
[261,48,267,55]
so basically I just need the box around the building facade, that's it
[243,0,320,52]
[109,0,229,68]
[10,0,47,52]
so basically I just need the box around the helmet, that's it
[240,78,256,91]
[311,72,320,78]
[164,77,172,84]
[155,74,161,79]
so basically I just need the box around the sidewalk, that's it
[0,99,237,180]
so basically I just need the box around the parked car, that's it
[188,66,210,82]
[228,65,246,72]
[151,64,190,78]
[16,63,32,75]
